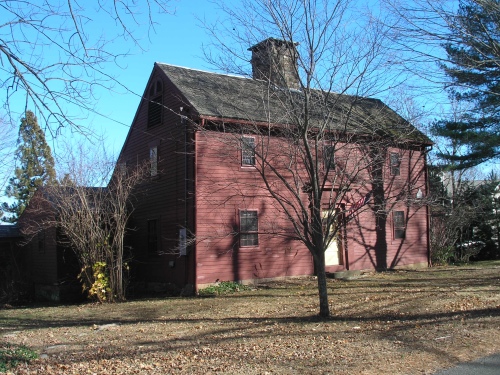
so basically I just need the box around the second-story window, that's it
[241,136,256,166]
[118,162,127,177]
[390,152,401,176]
[150,146,158,176]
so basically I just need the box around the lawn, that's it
[1,261,499,374]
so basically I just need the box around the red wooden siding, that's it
[194,130,429,285]
[194,130,314,286]
[343,147,429,271]
[118,66,196,289]
[118,65,430,290]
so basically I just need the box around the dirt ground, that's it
[1,261,499,375]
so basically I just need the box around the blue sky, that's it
[0,0,231,201]
[1,0,496,200]
[75,0,226,155]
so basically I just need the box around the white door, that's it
[323,210,343,266]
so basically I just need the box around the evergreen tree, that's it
[2,111,56,223]
[432,0,500,168]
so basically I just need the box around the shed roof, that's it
[156,63,432,145]
[0,225,21,239]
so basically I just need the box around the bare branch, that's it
[0,0,174,136]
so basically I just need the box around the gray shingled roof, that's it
[0,225,21,239]
[157,63,432,144]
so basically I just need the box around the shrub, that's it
[453,241,485,264]
[431,245,455,266]
[79,261,112,302]
[198,281,249,296]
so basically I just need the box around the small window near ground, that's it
[147,219,158,253]
[150,146,158,176]
[240,210,258,247]
[390,152,401,176]
[241,136,256,166]
[393,211,405,239]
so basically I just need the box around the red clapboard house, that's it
[119,38,432,293]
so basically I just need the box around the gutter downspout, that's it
[182,113,189,289]
[192,119,202,293]
[424,145,432,267]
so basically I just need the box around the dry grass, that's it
[1,261,499,374]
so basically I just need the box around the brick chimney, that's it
[248,38,300,89]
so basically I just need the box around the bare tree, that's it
[19,144,150,302]
[196,0,430,317]
[0,0,173,136]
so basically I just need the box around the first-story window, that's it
[147,219,159,253]
[324,144,335,170]
[150,146,158,176]
[393,211,405,239]
[240,210,259,246]
[241,136,256,166]
[38,231,45,253]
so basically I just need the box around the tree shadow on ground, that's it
[1,264,498,371]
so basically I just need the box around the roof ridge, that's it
[155,62,251,80]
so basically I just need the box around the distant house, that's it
[118,38,432,293]
[0,225,21,253]
[0,225,23,301]
[493,184,500,249]
[2,219,75,303]
[437,172,500,246]
[16,189,82,302]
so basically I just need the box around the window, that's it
[119,162,127,177]
[150,146,158,176]
[390,152,401,176]
[147,219,158,253]
[324,144,335,170]
[148,95,163,127]
[179,228,187,256]
[38,231,45,253]
[241,136,256,166]
[393,211,405,239]
[240,210,259,246]
[147,80,163,128]
[149,81,162,96]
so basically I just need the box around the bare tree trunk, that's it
[314,253,330,318]
[113,238,125,301]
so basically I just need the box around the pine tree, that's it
[432,0,500,168]
[2,111,56,223]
